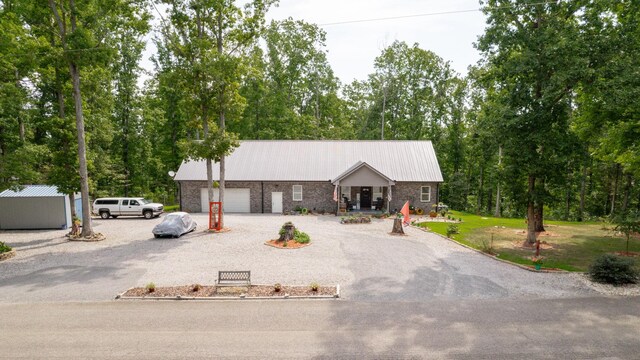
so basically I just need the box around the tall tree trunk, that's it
[494,145,502,217]
[534,178,545,232]
[49,0,94,237]
[15,69,25,142]
[68,62,93,237]
[526,175,537,244]
[487,188,493,214]
[565,168,571,220]
[477,164,484,214]
[611,163,620,215]
[622,173,632,213]
[578,162,587,221]
[217,12,226,229]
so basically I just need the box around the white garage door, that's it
[200,188,250,213]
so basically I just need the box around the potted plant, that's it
[409,205,416,215]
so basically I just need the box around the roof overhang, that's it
[331,161,395,186]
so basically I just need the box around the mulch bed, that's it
[67,232,106,242]
[121,285,337,298]
[264,239,310,249]
[612,251,640,257]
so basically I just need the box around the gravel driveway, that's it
[0,214,598,302]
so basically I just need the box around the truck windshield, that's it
[139,199,151,205]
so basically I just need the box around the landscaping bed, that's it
[119,284,338,299]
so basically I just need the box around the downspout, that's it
[261,181,264,213]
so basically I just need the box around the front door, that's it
[271,192,283,213]
[360,187,372,209]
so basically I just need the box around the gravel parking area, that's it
[0,213,601,302]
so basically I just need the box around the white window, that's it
[293,185,303,201]
[373,186,383,201]
[340,186,351,200]
[421,186,431,202]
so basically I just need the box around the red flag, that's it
[400,201,410,226]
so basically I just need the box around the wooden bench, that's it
[217,271,251,287]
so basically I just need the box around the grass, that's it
[417,211,640,272]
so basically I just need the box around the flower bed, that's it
[119,284,339,299]
[340,215,372,224]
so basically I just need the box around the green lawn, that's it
[417,211,640,272]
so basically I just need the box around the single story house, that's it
[174,140,443,214]
[0,185,82,230]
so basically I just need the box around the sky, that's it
[142,0,488,84]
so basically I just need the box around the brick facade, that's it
[389,182,438,213]
[179,180,439,214]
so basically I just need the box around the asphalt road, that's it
[2,296,639,359]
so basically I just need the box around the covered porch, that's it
[332,161,394,215]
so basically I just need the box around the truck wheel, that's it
[143,210,153,219]
[100,211,110,219]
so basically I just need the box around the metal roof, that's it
[0,185,65,198]
[174,140,443,182]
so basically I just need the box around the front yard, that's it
[418,211,640,271]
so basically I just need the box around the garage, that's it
[0,185,82,230]
[200,188,250,213]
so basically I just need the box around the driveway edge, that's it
[411,225,572,274]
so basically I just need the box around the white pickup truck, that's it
[92,197,164,219]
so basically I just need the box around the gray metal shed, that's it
[0,185,79,230]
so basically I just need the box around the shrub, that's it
[0,241,12,254]
[294,229,310,244]
[588,254,639,285]
[192,284,201,292]
[146,282,156,293]
[274,283,282,292]
[300,207,309,215]
[310,282,319,292]
[446,224,459,238]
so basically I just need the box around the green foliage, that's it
[0,241,12,254]
[146,282,156,292]
[612,211,640,255]
[294,229,310,244]
[273,283,282,292]
[588,254,638,285]
[446,224,459,238]
[310,282,319,292]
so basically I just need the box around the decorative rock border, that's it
[0,249,16,261]
[67,233,106,242]
[116,284,340,301]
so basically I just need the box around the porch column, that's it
[387,183,392,213]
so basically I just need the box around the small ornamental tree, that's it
[613,211,640,256]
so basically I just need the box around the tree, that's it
[477,1,588,243]
[162,0,275,228]
[613,211,640,256]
